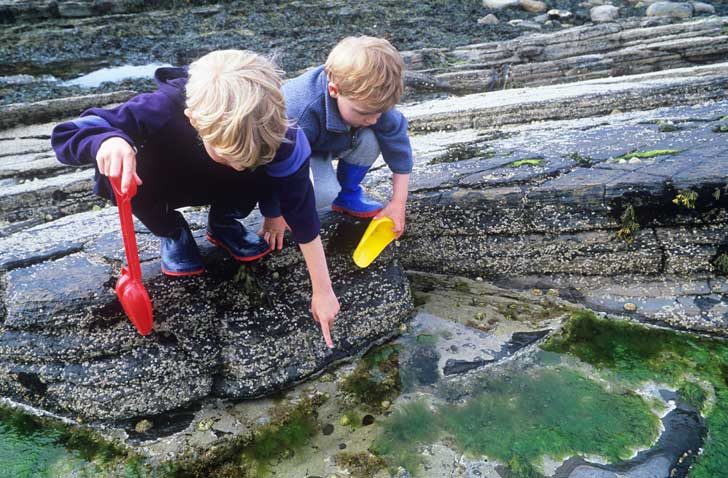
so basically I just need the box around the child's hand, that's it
[311,288,340,349]
[375,200,406,238]
[96,137,142,194]
[258,216,290,251]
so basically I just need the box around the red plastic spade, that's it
[110,176,153,336]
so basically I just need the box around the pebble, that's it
[531,288,544,295]
[322,423,335,435]
[624,302,638,312]
[381,400,391,409]
[478,13,500,25]
[134,419,153,433]
[339,415,350,426]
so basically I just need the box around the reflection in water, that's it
[62,63,172,88]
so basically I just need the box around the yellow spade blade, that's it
[353,217,396,268]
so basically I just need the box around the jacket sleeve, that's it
[263,127,320,244]
[50,92,170,167]
[372,108,413,174]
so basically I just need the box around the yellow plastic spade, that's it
[353,217,396,268]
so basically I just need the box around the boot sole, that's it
[161,266,205,277]
[331,204,382,218]
[206,234,272,262]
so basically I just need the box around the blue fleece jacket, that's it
[282,65,413,174]
[51,67,320,244]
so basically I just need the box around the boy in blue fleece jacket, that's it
[259,36,413,249]
[52,50,339,346]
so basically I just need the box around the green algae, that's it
[566,152,593,167]
[371,401,440,473]
[508,158,544,168]
[672,189,698,209]
[542,310,728,478]
[616,203,639,244]
[615,149,681,160]
[334,451,386,477]
[714,253,728,275]
[165,397,324,478]
[341,345,401,412]
[0,405,133,477]
[373,367,659,476]
[428,143,495,165]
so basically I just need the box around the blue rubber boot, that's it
[160,221,205,277]
[331,161,383,218]
[206,208,270,262]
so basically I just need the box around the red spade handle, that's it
[109,177,142,280]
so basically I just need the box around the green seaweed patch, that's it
[416,334,437,346]
[714,253,728,275]
[165,396,324,477]
[0,405,130,469]
[615,149,681,161]
[541,310,728,478]
[657,121,682,133]
[429,143,495,165]
[672,189,698,209]
[566,152,593,167]
[341,345,401,411]
[507,157,544,168]
[373,368,659,476]
[371,401,440,473]
[678,382,707,411]
[713,124,728,133]
[616,204,639,244]
[334,451,386,477]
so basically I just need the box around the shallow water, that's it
[0,280,723,478]
[62,63,172,88]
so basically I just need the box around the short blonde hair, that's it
[186,50,287,169]
[324,36,404,112]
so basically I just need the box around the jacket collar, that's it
[319,68,350,133]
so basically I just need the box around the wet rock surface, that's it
[0,209,413,421]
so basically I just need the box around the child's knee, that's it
[341,128,380,167]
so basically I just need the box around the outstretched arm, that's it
[299,236,339,348]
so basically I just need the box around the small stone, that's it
[338,443,347,450]
[322,423,335,435]
[531,288,544,296]
[484,0,520,9]
[546,288,559,296]
[548,8,572,19]
[271,272,280,280]
[590,4,619,22]
[646,1,694,18]
[399,324,408,332]
[478,13,500,24]
[362,414,375,426]
[624,302,638,312]
[628,157,642,164]
[134,419,153,433]
[520,0,548,12]
[340,415,350,426]
[692,1,715,14]
[381,400,391,409]
[196,418,213,431]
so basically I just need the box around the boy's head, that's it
[185,50,287,171]
[324,36,404,128]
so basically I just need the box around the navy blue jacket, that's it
[51,67,319,244]
[282,66,413,174]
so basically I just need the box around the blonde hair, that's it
[324,36,404,112]
[186,50,287,169]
